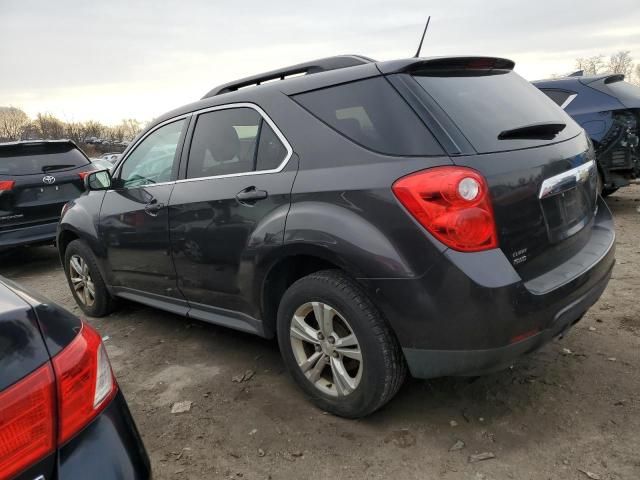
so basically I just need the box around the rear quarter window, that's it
[0,143,90,176]
[293,77,444,156]
[540,88,575,108]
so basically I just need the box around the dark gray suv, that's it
[57,55,615,417]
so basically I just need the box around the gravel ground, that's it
[2,186,639,480]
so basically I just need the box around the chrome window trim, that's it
[560,93,577,110]
[539,160,595,199]
[111,102,293,189]
[175,102,293,184]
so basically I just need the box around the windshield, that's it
[412,71,581,153]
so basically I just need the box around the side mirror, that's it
[84,170,112,191]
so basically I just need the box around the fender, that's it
[281,201,418,278]
[57,190,114,289]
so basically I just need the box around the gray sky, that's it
[1,0,639,124]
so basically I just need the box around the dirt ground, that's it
[2,187,639,480]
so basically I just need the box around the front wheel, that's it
[277,270,406,418]
[64,239,114,317]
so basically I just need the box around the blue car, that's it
[534,73,640,196]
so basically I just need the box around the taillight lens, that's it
[0,181,15,191]
[0,365,56,480]
[77,171,91,181]
[52,322,117,444]
[392,166,498,252]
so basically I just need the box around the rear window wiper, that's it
[42,164,75,172]
[498,122,566,140]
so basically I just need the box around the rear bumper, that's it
[58,391,151,479]
[0,221,57,249]
[359,197,615,378]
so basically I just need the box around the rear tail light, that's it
[0,322,116,479]
[0,366,56,480]
[77,171,91,181]
[0,181,15,191]
[392,166,498,252]
[53,322,117,444]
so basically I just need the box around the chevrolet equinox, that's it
[57,55,615,417]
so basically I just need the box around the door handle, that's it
[144,199,165,216]
[236,187,268,205]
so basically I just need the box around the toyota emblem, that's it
[42,175,56,184]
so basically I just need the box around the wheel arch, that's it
[258,246,361,339]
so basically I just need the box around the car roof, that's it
[150,55,515,128]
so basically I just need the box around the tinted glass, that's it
[294,77,443,156]
[187,108,261,179]
[119,120,185,188]
[541,89,573,107]
[0,144,90,176]
[257,122,287,171]
[413,71,581,153]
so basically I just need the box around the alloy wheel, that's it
[289,302,363,397]
[69,254,96,307]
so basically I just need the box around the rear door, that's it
[0,142,93,231]
[396,62,597,278]
[100,118,188,298]
[169,105,295,327]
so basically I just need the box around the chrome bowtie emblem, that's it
[42,175,56,184]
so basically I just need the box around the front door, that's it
[100,118,188,298]
[169,106,295,326]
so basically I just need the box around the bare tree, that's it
[607,50,635,77]
[0,106,29,141]
[35,113,65,139]
[575,54,606,75]
[119,118,144,141]
[632,64,640,86]
[83,120,105,140]
[64,121,87,145]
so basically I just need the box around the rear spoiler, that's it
[377,56,515,75]
[580,73,625,86]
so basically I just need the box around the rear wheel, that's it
[64,239,114,317]
[277,270,406,418]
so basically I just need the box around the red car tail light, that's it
[392,166,498,252]
[77,171,91,181]
[0,365,56,480]
[0,181,15,191]
[52,322,117,444]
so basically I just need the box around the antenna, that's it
[414,16,431,58]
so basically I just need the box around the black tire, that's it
[64,239,114,317]
[601,187,619,198]
[276,269,406,418]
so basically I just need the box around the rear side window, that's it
[257,122,288,170]
[0,143,90,176]
[187,107,288,179]
[540,89,575,107]
[293,77,443,156]
[413,71,581,153]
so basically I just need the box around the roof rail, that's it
[202,55,375,99]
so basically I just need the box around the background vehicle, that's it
[100,152,122,163]
[90,158,116,171]
[58,55,615,418]
[534,73,640,196]
[0,140,95,250]
[0,276,150,480]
